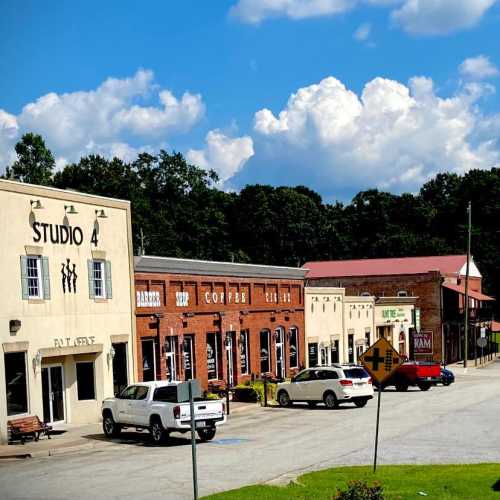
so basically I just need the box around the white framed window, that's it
[88,259,112,299]
[397,290,408,297]
[21,255,50,300]
[76,361,96,400]
[289,327,299,368]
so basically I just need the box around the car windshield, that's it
[342,368,369,379]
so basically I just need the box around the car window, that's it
[119,385,137,400]
[342,368,369,379]
[294,370,315,382]
[153,386,178,403]
[134,386,149,400]
[317,370,339,380]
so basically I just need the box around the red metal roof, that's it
[442,283,494,301]
[491,321,500,332]
[304,255,467,279]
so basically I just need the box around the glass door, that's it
[275,327,285,379]
[42,365,65,423]
[164,336,178,382]
[183,336,195,380]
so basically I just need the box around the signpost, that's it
[359,337,402,473]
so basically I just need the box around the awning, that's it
[442,283,494,302]
[492,321,500,332]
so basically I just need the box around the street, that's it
[1,361,500,500]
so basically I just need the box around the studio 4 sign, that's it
[32,221,99,246]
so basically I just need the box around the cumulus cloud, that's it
[230,0,497,36]
[0,69,204,171]
[460,55,499,80]
[353,22,372,41]
[0,110,18,167]
[187,130,254,183]
[249,74,499,196]
[391,0,497,35]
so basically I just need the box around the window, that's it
[240,330,249,375]
[76,362,95,400]
[342,368,369,379]
[289,327,298,368]
[183,335,195,380]
[119,385,137,399]
[5,352,28,415]
[348,334,354,363]
[112,343,128,396]
[20,255,50,300]
[397,290,408,297]
[260,330,270,373]
[207,333,221,380]
[294,369,315,382]
[361,292,371,297]
[88,260,112,299]
[134,386,149,400]
[316,370,339,380]
[153,385,178,403]
[308,342,318,367]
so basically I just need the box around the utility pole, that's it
[464,202,471,370]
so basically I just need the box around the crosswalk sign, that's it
[359,337,402,384]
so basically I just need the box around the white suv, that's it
[276,365,374,409]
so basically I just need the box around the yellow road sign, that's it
[359,337,402,384]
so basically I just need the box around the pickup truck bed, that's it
[102,381,226,444]
[382,361,441,391]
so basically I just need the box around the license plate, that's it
[195,421,206,428]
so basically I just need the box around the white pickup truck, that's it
[101,381,226,444]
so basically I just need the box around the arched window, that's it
[289,326,299,369]
[260,329,270,374]
[397,290,408,297]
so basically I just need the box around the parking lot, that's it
[1,361,500,500]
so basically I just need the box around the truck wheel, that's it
[103,414,121,438]
[150,417,168,445]
[395,382,409,392]
[278,390,291,407]
[417,382,431,391]
[323,391,338,409]
[354,399,368,408]
[197,427,216,441]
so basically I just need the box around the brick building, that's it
[304,255,494,364]
[134,256,306,389]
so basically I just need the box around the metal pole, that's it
[226,337,231,416]
[373,386,382,473]
[464,202,471,370]
[188,381,198,500]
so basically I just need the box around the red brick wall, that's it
[308,271,444,361]
[135,272,305,389]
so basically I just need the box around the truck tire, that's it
[323,391,338,409]
[150,417,168,445]
[417,381,431,391]
[277,390,291,407]
[395,382,409,392]
[197,427,216,441]
[102,413,121,438]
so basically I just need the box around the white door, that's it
[275,328,285,378]
[42,365,65,424]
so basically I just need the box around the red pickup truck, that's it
[383,361,441,391]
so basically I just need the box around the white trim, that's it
[459,259,481,278]
[42,364,66,424]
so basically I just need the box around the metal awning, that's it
[442,283,494,302]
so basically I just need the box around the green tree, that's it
[5,133,55,185]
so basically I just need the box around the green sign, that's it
[414,308,421,333]
[382,308,406,319]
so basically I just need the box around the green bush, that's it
[233,386,259,402]
[334,480,384,500]
[232,380,277,403]
[204,392,220,400]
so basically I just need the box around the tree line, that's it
[4,133,500,313]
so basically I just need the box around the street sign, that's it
[359,337,403,385]
[477,337,487,348]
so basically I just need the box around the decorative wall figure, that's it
[61,259,78,294]
[72,264,77,293]
[66,259,73,293]
[61,263,66,293]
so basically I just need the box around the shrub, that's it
[233,386,259,402]
[334,480,384,500]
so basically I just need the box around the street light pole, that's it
[464,201,471,371]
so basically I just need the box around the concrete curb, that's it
[0,440,106,460]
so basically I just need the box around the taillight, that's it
[340,379,353,386]
[368,378,373,385]
[173,405,181,419]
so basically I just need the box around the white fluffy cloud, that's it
[353,22,372,41]
[187,130,254,183]
[251,75,499,195]
[391,0,497,35]
[460,55,499,80]
[231,0,497,36]
[0,69,204,170]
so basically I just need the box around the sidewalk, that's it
[0,401,261,460]
[447,354,500,376]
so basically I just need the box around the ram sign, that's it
[413,331,433,355]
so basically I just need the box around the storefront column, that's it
[0,351,7,444]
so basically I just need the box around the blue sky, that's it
[1,0,500,201]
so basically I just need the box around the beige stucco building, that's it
[0,180,136,443]
[305,287,415,367]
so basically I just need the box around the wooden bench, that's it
[7,416,52,444]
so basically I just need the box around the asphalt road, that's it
[2,360,500,499]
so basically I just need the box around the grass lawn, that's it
[203,464,500,499]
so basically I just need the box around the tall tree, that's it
[4,133,55,186]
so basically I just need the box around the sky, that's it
[1,0,500,201]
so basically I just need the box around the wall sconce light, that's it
[33,350,42,372]
[64,205,78,215]
[107,345,116,363]
[95,209,107,219]
[9,319,21,334]
[30,199,44,210]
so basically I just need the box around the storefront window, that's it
[260,330,270,373]
[142,339,157,382]
[112,343,128,396]
[308,342,318,367]
[348,334,354,364]
[5,352,28,415]
[240,330,249,375]
[76,362,95,400]
[183,335,195,380]
[289,327,298,368]
[207,333,221,380]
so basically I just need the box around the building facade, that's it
[134,256,306,389]
[304,255,493,363]
[0,180,135,443]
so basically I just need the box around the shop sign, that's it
[265,292,291,303]
[204,291,246,304]
[33,222,99,247]
[176,291,189,307]
[136,290,161,307]
[414,308,421,332]
[53,336,96,348]
[382,308,406,320]
[413,330,433,354]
